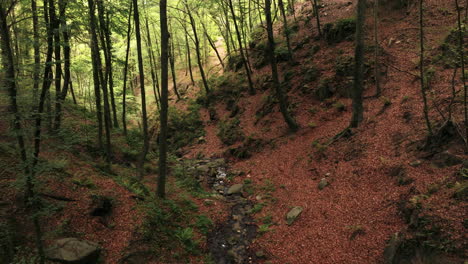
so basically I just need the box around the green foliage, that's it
[435,26,468,68]
[167,102,204,150]
[333,101,346,111]
[335,55,354,77]
[226,52,244,72]
[217,118,245,146]
[72,177,96,189]
[323,18,356,44]
[303,66,320,82]
[315,77,334,101]
[194,215,214,235]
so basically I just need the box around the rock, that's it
[432,151,464,168]
[409,160,422,167]
[46,238,100,264]
[318,178,330,190]
[383,233,402,264]
[255,250,267,259]
[197,136,206,143]
[227,184,244,195]
[89,195,112,217]
[286,206,303,226]
[203,199,215,206]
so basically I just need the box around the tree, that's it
[265,0,299,131]
[419,0,433,136]
[312,0,321,37]
[133,0,149,179]
[278,0,294,62]
[373,0,381,97]
[122,1,133,137]
[350,0,366,128]
[455,0,467,150]
[228,0,255,95]
[158,0,169,198]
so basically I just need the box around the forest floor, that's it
[0,0,467,264]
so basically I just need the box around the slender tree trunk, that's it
[158,0,169,198]
[133,0,149,179]
[278,0,294,62]
[122,1,133,137]
[32,0,40,106]
[187,6,211,98]
[185,32,195,86]
[455,0,467,150]
[54,0,71,131]
[350,0,365,128]
[265,0,298,131]
[313,0,321,37]
[87,0,104,150]
[51,0,62,131]
[201,20,225,69]
[143,14,160,109]
[374,0,381,97]
[228,0,255,95]
[419,0,433,136]
[169,37,181,100]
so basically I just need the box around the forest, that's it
[0,0,467,263]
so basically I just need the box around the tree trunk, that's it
[169,36,181,100]
[278,0,294,62]
[185,32,195,86]
[228,0,255,95]
[455,0,467,150]
[265,0,298,131]
[419,0,433,136]
[186,6,211,98]
[122,1,133,137]
[87,0,104,151]
[32,0,40,106]
[158,0,169,198]
[373,0,381,97]
[144,15,160,109]
[133,0,149,179]
[350,0,365,128]
[313,0,321,37]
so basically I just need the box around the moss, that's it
[315,77,334,101]
[335,55,354,77]
[303,66,320,82]
[435,26,468,68]
[217,118,245,146]
[323,17,356,44]
[226,53,244,72]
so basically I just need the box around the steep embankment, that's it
[182,0,467,263]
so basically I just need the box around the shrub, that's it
[217,118,245,146]
[323,18,356,44]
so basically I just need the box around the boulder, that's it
[286,206,303,226]
[318,178,330,190]
[227,184,244,195]
[46,238,100,264]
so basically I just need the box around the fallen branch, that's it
[382,62,420,79]
[40,193,77,202]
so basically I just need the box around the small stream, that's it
[205,164,258,264]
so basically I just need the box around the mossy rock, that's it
[323,18,356,45]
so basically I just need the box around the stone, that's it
[255,250,267,259]
[203,199,215,206]
[198,136,206,143]
[318,178,330,190]
[227,184,244,195]
[432,151,464,168]
[46,238,100,264]
[409,160,422,167]
[286,206,303,226]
